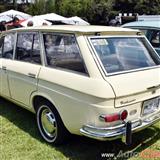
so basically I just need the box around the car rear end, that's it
[80,28,160,145]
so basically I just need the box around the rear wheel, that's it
[36,101,69,144]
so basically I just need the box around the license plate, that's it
[142,97,160,116]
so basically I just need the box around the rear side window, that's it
[15,32,41,64]
[1,33,15,59]
[43,33,87,74]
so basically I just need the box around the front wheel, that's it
[36,102,69,144]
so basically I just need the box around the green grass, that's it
[0,97,160,160]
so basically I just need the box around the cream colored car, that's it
[0,26,160,145]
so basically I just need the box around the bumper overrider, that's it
[80,111,160,145]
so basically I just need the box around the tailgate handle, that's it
[147,85,160,90]
[28,73,36,78]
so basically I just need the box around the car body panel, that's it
[106,67,160,107]
[6,60,41,106]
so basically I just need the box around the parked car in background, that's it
[122,21,160,56]
[0,26,160,145]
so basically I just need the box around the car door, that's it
[0,33,15,97]
[6,31,42,107]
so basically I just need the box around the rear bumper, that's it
[80,111,160,141]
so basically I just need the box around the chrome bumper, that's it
[80,111,160,142]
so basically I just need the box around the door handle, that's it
[28,73,36,78]
[2,66,7,70]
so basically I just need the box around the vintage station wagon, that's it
[0,26,160,145]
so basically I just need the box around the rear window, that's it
[90,37,160,74]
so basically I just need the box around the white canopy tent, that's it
[38,13,67,22]
[0,10,89,26]
[38,14,89,25]
[0,15,12,22]
[63,16,90,25]
[0,9,31,22]
[21,16,52,27]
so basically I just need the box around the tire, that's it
[36,101,69,144]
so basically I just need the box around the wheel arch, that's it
[30,93,71,132]
[30,93,59,114]
[32,95,53,112]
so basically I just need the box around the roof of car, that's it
[122,21,160,29]
[6,25,139,35]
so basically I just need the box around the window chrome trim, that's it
[39,31,46,66]
[87,35,160,77]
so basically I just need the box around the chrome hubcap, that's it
[41,108,57,138]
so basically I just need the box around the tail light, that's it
[100,110,128,122]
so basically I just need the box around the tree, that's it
[58,0,84,17]
[113,0,160,15]
[58,0,114,25]
[45,0,55,13]
[113,0,137,13]
[86,0,115,25]
[54,0,62,13]
[134,0,160,15]
[1,0,160,25]
[28,0,55,15]
[13,0,18,9]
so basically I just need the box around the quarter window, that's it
[16,32,41,64]
[43,33,87,74]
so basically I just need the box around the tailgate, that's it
[106,67,160,108]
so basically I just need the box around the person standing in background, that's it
[0,21,6,32]
[27,21,34,26]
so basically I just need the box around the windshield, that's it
[90,37,160,74]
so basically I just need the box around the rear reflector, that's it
[120,110,128,120]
